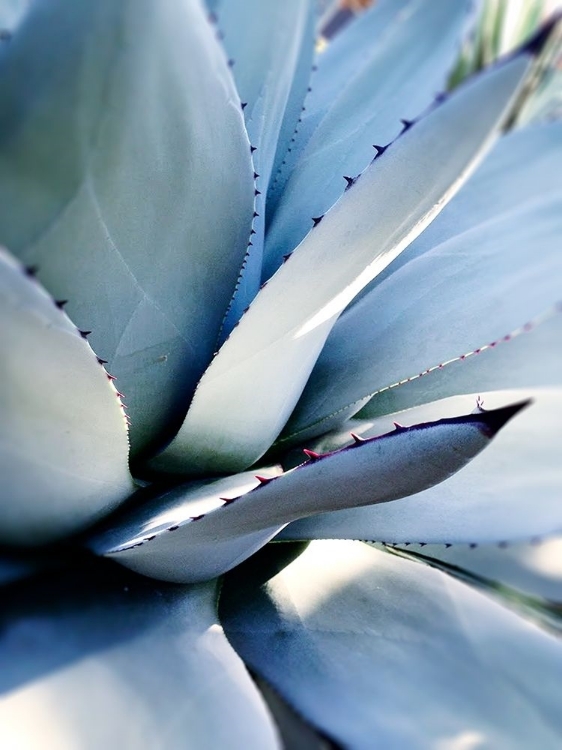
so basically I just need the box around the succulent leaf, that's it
[284,124,562,442]
[212,0,317,338]
[360,305,562,419]
[151,51,536,475]
[221,540,562,749]
[0,564,280,749]
[281,389,562,545]
[0,0,255,457]
[393,535,562,607]
[93,402,522,582]
[264,0,475,274]
[0,248,134,545]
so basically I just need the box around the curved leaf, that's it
[394,536,562,606]
[213,0,317,339]
[0,248,133,546]
[264,0,474,276]
[0,0,254,457]
[151,51,535,475]
[222,541,562,749]
[283,144,562,442]
[359,304,561,419]
[281,389,562,545]
[93,402,522,582]
[0,563,280,749]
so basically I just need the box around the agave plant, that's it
[1,0,562,746]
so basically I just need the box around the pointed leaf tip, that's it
[474,399,531,437]
[521,11,562,57]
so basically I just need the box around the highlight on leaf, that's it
[0,1,560,746]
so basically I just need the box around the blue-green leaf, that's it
[394,536,562,606]
[93,402,521,582]
[283,124,562,442]
[264,0,474,275]
[359,305,561,419]
[0,0,254,457]
[213,0,316,338]
[151,52,535,475]
[281,389,562,545]
[0,564,280,748]
[222,541,562,749]
[0,248,133,545]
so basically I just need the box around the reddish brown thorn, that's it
[393,422,405,430]
[190,514,204,522]
[350,432,365,444]
[79,330,92,339]
[55,299,68,309]
[311,215,324,227]
[97,357,108,365]
[255,475,274,485]
[303,449,321,461]
[168,525,179,531]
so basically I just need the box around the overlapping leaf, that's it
[283,123,562,442]
[151,51,534,475]
[281,389,562,545]
[0,564,280,749]
[93,402,521,582]
[211,0,316,337]
[222,541,562,749]
[0,249,133,545]
[0,0,254,457]
[264,0,474,275]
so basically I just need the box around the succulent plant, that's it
[1,0,561,747]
